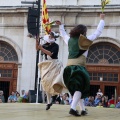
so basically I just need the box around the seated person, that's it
[115,96,120,108]
[8,91,17,103]
[108,95,115,108]
[22,91,29,103]
[60,93,68,105]
[85,96,95,107]
[94,94,102,106]
[16,92,22,102]
[0,91,5,103]
[0,99,3,103]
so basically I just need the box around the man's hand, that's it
[55,20,61,25]
[100,14,105,20]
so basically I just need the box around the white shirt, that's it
[59,20,105,57]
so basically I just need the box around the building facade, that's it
[0,0,120,101]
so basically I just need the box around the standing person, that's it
[96,88,103,96]
[36,31,66,110]
[56,13,105,116]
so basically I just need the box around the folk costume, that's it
[59,19,105,116]
[38,32,66,110]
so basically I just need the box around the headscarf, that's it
[43,35,55,43]
[43,31,59,43]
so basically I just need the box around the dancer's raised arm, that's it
[56,21,70,45]
[87,14,105,41]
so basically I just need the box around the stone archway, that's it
[0,41,19,102]
[0,36,22,63]
[86,41,120,98]
[87,42,120,64]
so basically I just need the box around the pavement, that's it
[0,103,120,120]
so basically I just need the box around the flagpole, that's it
[37,0,51,103]
[37,0,45,104]
[39,0,46,103]
[36,0,41,104]
[40,0,43,37]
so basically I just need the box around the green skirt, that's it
[63,65,90,98]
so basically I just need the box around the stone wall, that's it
[0,0,120,6]
[0,2,120,93]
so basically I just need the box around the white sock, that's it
[78,99,85,111]
[46,93,51,104]
[71,91,81,110]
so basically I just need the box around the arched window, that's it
[87,42,120,64]
[0,41,18,62]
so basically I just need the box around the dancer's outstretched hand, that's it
[100,13,105,20]
[55,20,61,25]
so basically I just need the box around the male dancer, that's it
[56,13,105,116]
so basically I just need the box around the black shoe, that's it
[76,110,79,114]
[81,110,88,116]
[69,108,81,116]
[46,103,52,110]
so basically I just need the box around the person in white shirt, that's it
[96,88,103,96]
[56,13,105,116]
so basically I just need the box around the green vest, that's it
[68,37,85,59]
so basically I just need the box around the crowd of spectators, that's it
[84,89,120,109]
[8,90,29,103]
[0,90,28,103]
[0,89,120,109]
[44,89,120,109]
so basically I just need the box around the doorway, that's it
[104,86,116,99]
[90,85,100,97]
[0,81,10,102]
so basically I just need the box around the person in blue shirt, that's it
[8,91,17,103]
[94,94,102,106]
[115,96,120,108]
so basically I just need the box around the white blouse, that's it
[59,20,105,57]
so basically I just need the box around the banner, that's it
[42,0,51,34]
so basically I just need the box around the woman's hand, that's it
[100,14,105,20]
[36,40,39,50]
[38,44,42,50]
[55,20,61,25]
[36,36,52,56]
[36,40,43,50]
[36,37,40,50]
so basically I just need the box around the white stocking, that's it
[46,92,51,104]
[71,91,81,110]
[78,99,85,111]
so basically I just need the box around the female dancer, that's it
[36,31,66,110]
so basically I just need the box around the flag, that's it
[42,0,51,34]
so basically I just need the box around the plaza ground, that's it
[0,103,120,120]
